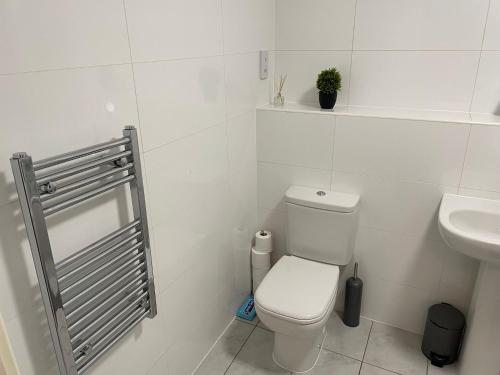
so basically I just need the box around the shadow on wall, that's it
[494,102,500,116]
[0,171,134,374]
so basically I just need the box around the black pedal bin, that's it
[421,303,465,367]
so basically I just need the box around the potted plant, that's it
[316,68,342,109]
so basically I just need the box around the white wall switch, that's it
[260,50,269,80]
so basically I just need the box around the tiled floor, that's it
[195,314,460,375]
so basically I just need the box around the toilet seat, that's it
[255,255,339,325]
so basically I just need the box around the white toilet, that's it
[255,185,360,373]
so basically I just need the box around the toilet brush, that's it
[343,262,363,327]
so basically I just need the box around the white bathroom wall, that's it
[274,0,500,114]
[0,1,275,375]
[255,107,500,334]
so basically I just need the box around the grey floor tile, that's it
[195,320,254,375]
[236,316,260,326]
[427,362,459,375]
[257,319,271,331]
[364,322,427,375]
[360,363,399,375]
[322,313,372,360]
[300,349,361,375]
[226,327,290,375]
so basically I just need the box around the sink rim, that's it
[439,193,500,263]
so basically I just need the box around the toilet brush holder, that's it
[343,262,363,327]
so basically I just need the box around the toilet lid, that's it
[255,256,339,325]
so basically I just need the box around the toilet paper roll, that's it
[252,247,271,270]
[255,230,273,253]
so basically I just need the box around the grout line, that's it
[363,363,403,375]
[321,346,362,363]
[457,124,473,191]
[143,120,226,154]
[235,317,260,327]
[257,159,333,172]
[346,0,359,107]
[259,157,464,189]
[191,317,237,375]
[468,0,492,113]
[330,115,337,182]
[360,321,373,365]
[0,62,132,76]
[274,48,489,52]
[223,324,258,375]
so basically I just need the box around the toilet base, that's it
[272,327,327,373]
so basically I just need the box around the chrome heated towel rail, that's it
[10,126,157,375]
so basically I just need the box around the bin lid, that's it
[429,303,465,331]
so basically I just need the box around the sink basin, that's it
[439,193,500,264]
[439,193,500,375]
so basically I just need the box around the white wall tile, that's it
[333,116,470,186]
[83,313,166,375]
[227,112,258,302]
[144,125,231,289]
[0,1,130,74]
[483,0,500,50]
[354,0,489,50]
[332,172,456,241]
[257,110,335,169]
[275,51,352,106]
[461,125,500,192]
[258,162,332,211]
[435,250,478,314]
[355,226,447,292]
[361,276,435,334]
[222,0,275,54]
[225,53,271,119]
[471,52,500,114]
[227,112,258,227]
[350,51,480,111]
[0,65,138,206]
[124,0,223,62]
[134,57,226,151]
[458,188,500,201]
[5,309,59,375]
[276,0,356,51]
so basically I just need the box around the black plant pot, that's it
[319,91,337,109]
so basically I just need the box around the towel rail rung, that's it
[43,174,135,217]
[72,290,149,351]
[62,248,144,305]
[36,150,131,186]
[41,163,134,203]
[56,219,141,276]
[76,309,149,375]
[66,264,147,325]
[69,280,148,340]
[33,137,130,171]
[58,231,143,286]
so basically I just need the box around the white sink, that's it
[438,193,500,375]
[439,193,500,264]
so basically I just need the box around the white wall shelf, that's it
[258,103,500,127]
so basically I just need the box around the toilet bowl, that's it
[255,255,339,373]
[255,186,359,373]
